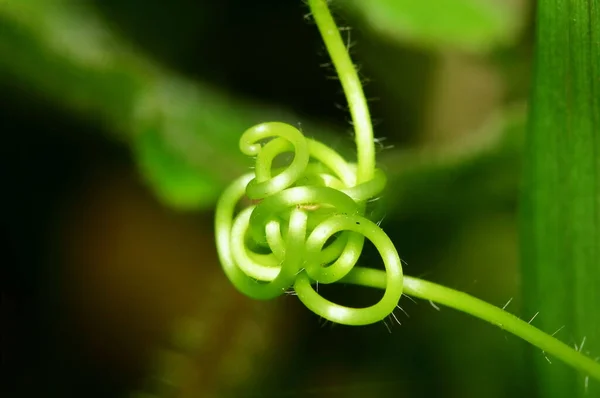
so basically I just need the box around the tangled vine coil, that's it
[211,0,600,380]
[215,122,403,326]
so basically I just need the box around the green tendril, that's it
[214,0,600,382]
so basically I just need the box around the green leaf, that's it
[0,0,246,209]
[521,0,600,396]
[130,77,252,210]
[341,0,518,52]
[0,0,343,210]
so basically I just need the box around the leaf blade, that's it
[341,0,519,51]
[521,0,600,396]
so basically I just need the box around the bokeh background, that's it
[2,0,544,397]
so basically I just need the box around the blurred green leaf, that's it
[0,0,342,210]
[341,0,518,52]
[0,0,526,213]
[130,76,343,209]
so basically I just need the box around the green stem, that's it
[308,0,375,183]
[521,0,600,395]
[341,268,600,380]
[403,278,600,382]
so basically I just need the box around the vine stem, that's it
[340,268,600,380]
[308,0,375,184]
[401,278,600,381]
[307,0,600,383]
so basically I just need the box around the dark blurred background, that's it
[1,1,537,397]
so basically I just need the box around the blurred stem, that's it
[521,0,600,396]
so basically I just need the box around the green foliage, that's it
[521,0,600,396]
[0,0,339,209]
[0,0,524,211]
[340,0,518,51]
[0,0,525,212]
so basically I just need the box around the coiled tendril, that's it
[214,0,600,382]
[215,122,400,325]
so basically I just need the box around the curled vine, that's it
[214,0,600,382]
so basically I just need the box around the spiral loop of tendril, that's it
[211,0,600,379]
[215,122,403,326]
